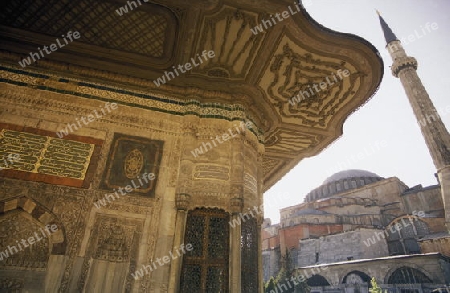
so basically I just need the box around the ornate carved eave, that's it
[0,0,383,192]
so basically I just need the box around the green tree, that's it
[369,277,386,293]
[265,277,276,293]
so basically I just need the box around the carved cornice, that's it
[0,64,264,144]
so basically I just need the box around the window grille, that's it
[241,217,259,293]
[180,208,229,292]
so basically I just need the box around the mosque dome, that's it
[304,169,384,202]
[323,169,381,184]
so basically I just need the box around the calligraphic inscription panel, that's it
[101,134,164,197]
[193,164,230,181]
[0,129,94,180]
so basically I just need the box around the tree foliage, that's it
[263,249,310,293]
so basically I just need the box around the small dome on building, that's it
[304,169,384,202]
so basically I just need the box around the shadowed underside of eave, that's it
[0,0,384,192]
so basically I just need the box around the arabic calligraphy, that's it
[0,129,94,179]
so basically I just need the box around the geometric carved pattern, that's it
[0,212,50,268]
[193,6,264,79]
[265,129,323,155]
[261,39,363,129]
[262,158,283,179]
[0,278,23,292]
[243,172,257,195]
[95,224,131,263]
[0,68,264,142]
[180,208,229,292]
[101,133,164,197]
[0,0,175,58]
[79,215,144,292]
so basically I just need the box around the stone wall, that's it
[419,237,450,256]
[296,229,389,267]
[294,253,449,287]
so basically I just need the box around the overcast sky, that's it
[264,0,450,224]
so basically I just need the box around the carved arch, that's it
[0,196,67,256]
[384,264,434,284]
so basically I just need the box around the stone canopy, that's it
[0,0,383,191]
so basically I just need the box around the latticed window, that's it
[241,217,259,293]
[386,218,428,255]
[180,208,229,293]
[400,221,415,238]
[414,219,429,236]
[388,266,432,284]
[388,241,404,255]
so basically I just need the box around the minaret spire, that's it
[378,12,450,232]
[376,11,398,44]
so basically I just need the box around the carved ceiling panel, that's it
[265,129,323,155]
[262,158,283,179]
[0,0,176,59]
[191,6,264,79]
[259,35,366,129]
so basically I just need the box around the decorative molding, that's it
[0,64,264,142]
[392,56,418,77]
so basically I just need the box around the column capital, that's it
[230,197,243,214]
[256,214,264,225]
[175,193,191,210]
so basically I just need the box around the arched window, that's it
[388,267,432,284]
[343,270,372,287]
[386,218,428,255]
[307,274,330,286]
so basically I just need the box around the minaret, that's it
[377,11,450,231]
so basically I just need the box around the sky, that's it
[264,0,450,224]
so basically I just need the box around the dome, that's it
[323,169,381,184]
[304,169,384,202]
